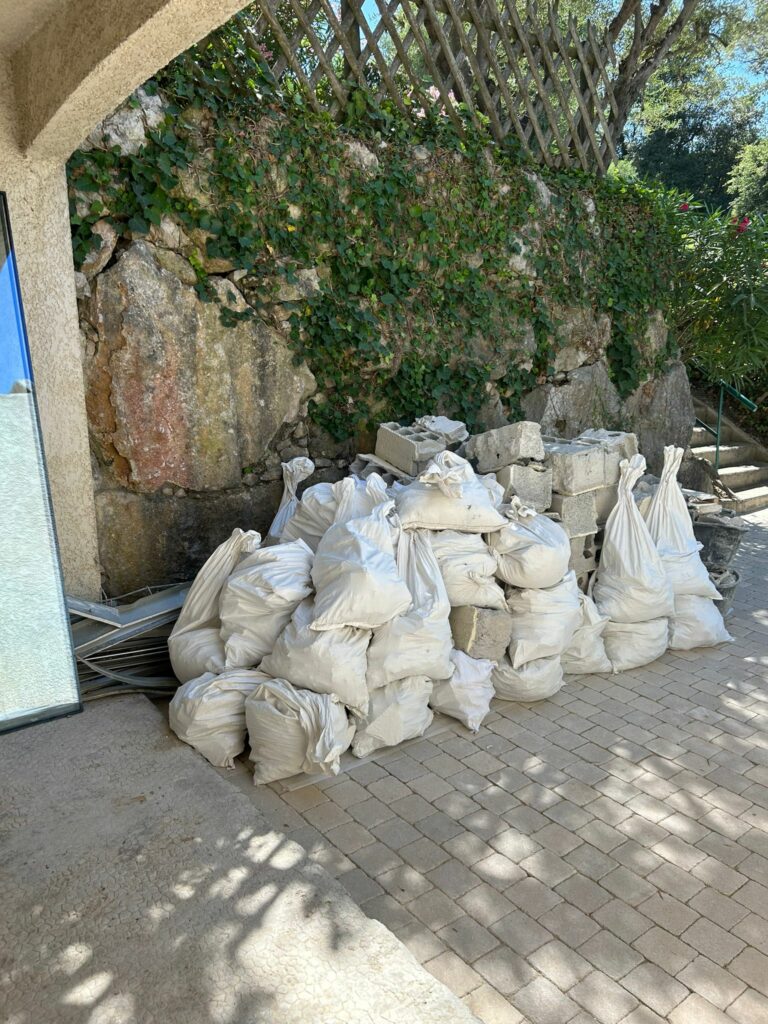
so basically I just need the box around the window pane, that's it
[0,192,80,732]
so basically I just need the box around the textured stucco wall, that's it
[12,0,251,160]
[0,56,101,598]
[0,0,249,596]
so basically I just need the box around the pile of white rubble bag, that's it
[167,421,732,785]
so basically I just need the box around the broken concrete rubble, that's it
[449,606,514,662]
[495,462,553,511]
[548,490,598,538]
[544,440,606,494]
[466,421,545,472]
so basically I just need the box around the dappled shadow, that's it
[0,694,466,1024]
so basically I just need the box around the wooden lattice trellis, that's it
[239,0,620,172]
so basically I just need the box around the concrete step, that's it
[691,422,743,446]
[718,462,768,491]
[691,443,759,468]
[723,484,768,515]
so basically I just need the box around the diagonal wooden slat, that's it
[247,0,620,173]
[567,15,617,163]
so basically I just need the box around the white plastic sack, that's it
[219,540,314,668]
[169,627,227,683]
[259,598,371,715]
[395,451,507,532]
[593,455,675,623]
[492,654,563,701]
[266,457,315,544]
[332,474,389,525]
[479,473,505,508]
[430,650,495,730]
[352,676,433,758]
[169,528,260,682]
[366,531,453,689]
[562,593,612,675]
[280,481,336,550]
[669,595,733,650]
[169,668,264,768]
[488,499,571,588]
[430,531,507,610]
[246,677,354,784]
[507,571,581,667]
[644,446,720,599]
[603,617,668,672]
[311,501,412,631]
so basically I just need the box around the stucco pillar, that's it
[0,57,102,598]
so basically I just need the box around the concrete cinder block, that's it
[593,485,619,525]
[466,421,545,472]
[548,491,598,538]
[496,463,553,511]
[544,441,607,495]
[449,606,514,662]
[578,429,639,461]
[375,422,445,475]
[569,533,598,573]
[576,431,639,487]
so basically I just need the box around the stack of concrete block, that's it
[543,430,638,589]
[375,422,447,476]
[466,421,552,512]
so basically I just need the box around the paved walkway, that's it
[0,697,477,1023]
[242,508,768,1024]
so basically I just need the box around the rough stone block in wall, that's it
[593,485,619,526]
[548,490,598,538]
[375,422,446,476]
[449,606,514,663]
[466,421,545,473]
[544,441,607,494]
[495,463,553,510]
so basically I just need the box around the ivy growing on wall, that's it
[68,37,683,441]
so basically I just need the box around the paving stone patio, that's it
[241,507,768,1024]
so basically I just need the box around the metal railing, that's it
[696,380,759,472]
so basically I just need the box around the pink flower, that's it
[679,202,689,211]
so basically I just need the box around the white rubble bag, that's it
[429,531,507,610]
[487,499,571,589]
[280,475,388,550]
[169,528,261,682]
[669,595,733,651]
[603,617,669,672]
[169,668,264,768]
[279,481,337,550]
[311,501,412,631]
[492,654,563,701]
[245,677,354,784]
[593,454,675,623]
[219,539,314,668]
[479,474,505,508]
[395,451,507,532]
[430,650,495,731]
[265,457,315,544]
[507,571,581,667]
[562,593,612,675]
[259,598,371,715]
[352,676,433,758]
[366,531,453,689]
[331,474,389,524]
[644,445,721,599]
